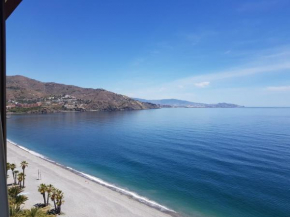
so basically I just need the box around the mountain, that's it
[134,98,244,108]
[6,75,159,113]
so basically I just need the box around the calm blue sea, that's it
[7,108,290,217]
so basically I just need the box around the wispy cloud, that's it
[224,50,231,55]
[132,57,145,66]
[129,62,290,98]
[126,47,290,99]
[171,62,290,90]
[267,86,290,91]
[184,30,217,45]
[121,45,290,105]
[238,1,281,12]
[194,81,210,88]
[149,50,160,55]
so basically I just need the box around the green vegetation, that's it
[10,163,16,183]
[21,161,28,188]
[7,162,11,178]
[17,173,25,188]
[38,184,47,206]
[14,170,19,185]
[8,186,28,207]
[23,208,50,217]
[46,184,53,206]
[7,161,64,216]
[8,186,28,217]
[38,184,64,214]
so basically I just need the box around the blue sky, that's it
[6,0,290,106]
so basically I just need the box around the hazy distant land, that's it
[134,98,243,108]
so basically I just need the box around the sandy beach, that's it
[7,141,177,217]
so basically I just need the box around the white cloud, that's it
[267,86,290,91]
[238,1,280,12]
[132,58,145,66]
[126,61,290,99]
[123,46,290,101]
[224,50,231,54]
[184,30,217,45]
[173,62,290,89]
[194,81,210,88]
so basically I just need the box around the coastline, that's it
[7,140,179,217]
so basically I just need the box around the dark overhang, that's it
[5,0,22,20]
[1,0,22,216]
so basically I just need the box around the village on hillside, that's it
[6,94,88,113]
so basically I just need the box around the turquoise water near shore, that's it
[7,108,290,217]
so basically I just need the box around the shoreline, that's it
[7,139,180,217]
[7,107,161,115]
[7,106,248,115]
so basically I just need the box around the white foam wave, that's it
[8,139,46,159]
[7,139,176,214]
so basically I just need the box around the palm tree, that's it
[46,184,53,206]
[20,161,28,188]
[7,162,11,178]
[8,186,34,217]
[17,173,25,188]
[38,184,47,206]
[8,186,28,210]
[14,194,28,207]
[8,186,23,198]
[50,187,57,212]
[14,170,19,185]
[9,205,22,217]
[24,207,48,217]
[10,163,16,184]
[56,189,64,214]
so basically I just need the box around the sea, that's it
[7,108,290,217]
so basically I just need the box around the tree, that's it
[14,170,19,185]
[8,186,25,200]
[14,194,28,208]
[46,184,53,206]
[17,173,25,188]
[7,162,11,178]
[10,163,16,184]
[55,189,64,214]
[21,161,28,188]
[23,207,49,217]
[38,184,64,213]
[8,187,50,217]
[8,186,28,214]
[50,187,57,212]
[38,184,47,206]
[9,205,22,217]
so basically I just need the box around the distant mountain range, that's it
[134,98,244,108]
[6,76,158,113]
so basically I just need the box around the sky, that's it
[6,0,290,107]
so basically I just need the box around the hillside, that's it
[134,98,243,108]
[6,76,159,113]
